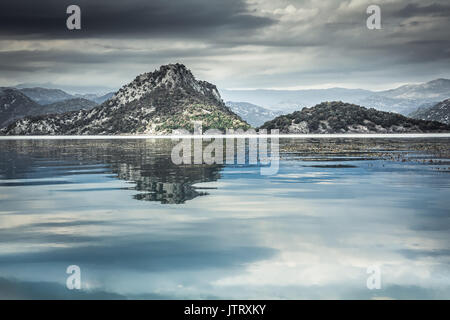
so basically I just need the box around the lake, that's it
[0,138,449,299]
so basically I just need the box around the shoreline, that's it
[1,133,450,140]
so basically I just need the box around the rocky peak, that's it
[155,63,197,88]
[108,63,222,108]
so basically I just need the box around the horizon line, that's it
[1,133,450,140]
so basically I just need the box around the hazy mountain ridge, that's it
[18,87,74,105]
[221,88,372,112]
[0,88,98,129]
[15,82,117,97]
[225,101,283,127]
[260,101,450,133]
[18,86,114,105]
[355,95,425,115]
[409,99,450,124]
[74,92,115,104]
[1,64,249,135]
[32,98,98,116]
[377,79,450,100]
[222,79,450,116]
[356,79,450,115]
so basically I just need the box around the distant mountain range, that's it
[221,88,372,112]
[221,79,450,116]
[17,87,114,105]
[0,86,114,128]
[1,65,449,135]
[260,101,450,134]
[357,79,450,115]
[409,99,450,125]
[31,98,97,116]
[0,88,98,128]
[225,101,283,127]
[14,82,116,96]
[1,64,249,135]
[74,92,115,104]
[18,87,74,105]
[377,79,450,100]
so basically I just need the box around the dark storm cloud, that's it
[0,0,274,39]
[396,3,450,18]
[0,0,449,90]
[0,45,235,66]
[0,45,240,75]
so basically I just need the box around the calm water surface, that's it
[0,138,449,299]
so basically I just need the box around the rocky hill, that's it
[409,99,450,125]
[0,88,41,128]
[260,101,450,133]
[1,64,249,135]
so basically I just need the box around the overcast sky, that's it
[0,0,449,93]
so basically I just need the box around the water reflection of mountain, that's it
[114,161,221,204]
[0,139,223,204]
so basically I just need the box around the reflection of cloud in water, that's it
[0,234,276,272]
[0,277,126,300]
[0,138,449,299]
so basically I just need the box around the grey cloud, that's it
[0,0,449,90]
[0,0,274,39]
[0,45,240,73]
[396,3,450,18]
[399,249,450,259]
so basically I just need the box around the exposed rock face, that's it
[1,64,250,135]
[409,98,450,125]
[260,101,450,133]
